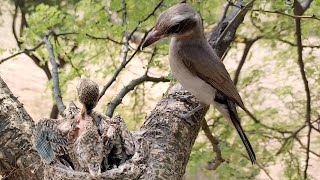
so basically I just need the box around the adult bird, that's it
[141,3,256,163]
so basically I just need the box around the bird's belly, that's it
[169,57,216,105]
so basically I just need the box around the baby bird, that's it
[74,78,104,176]
[74,113,104,176]
[33,101,80,169]
[76,78,100,116]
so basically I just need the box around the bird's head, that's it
[141,3,201,49]
[76,78,100,113]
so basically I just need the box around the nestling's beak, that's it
[141,29,162,50]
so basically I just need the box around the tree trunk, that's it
[0,77,43,179]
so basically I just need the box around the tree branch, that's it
[202,119,224,170]
[0,76,42,179]
[293,2,312,178]
[106,74,169,117]
[43,31,66,116]
[0,42,44,64]
[252,9,320,21]
[209,0,256,56]
[233,36,261,85]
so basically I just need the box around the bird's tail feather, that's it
[227,101,256,164]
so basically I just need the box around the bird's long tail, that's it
[226,100,256,164]
[214,93,256,164]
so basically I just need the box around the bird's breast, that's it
[169,39,216,105]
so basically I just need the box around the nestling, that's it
[77,78,100,116]
[141,3,256,163]
[74,113,104,176]
[74,78,104,176]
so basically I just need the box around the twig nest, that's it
[34,101,148,179]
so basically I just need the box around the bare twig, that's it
[0,42,44,64]
[255,162,274,180]
[252,9,320,21]
[106,47,166,117]
[219,2,231,22]
[43,31,66,116]
[294,136,320,158]
[202,119,224,170]
[233,36,262,85]
[99,0,164,100]
[85,33,123,45]
[277,38,320,48]
[105,74,169,117]
[293,1,312,178]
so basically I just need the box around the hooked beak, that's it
[141,29,162,50]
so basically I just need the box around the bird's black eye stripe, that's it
[168,23,182,34]
[167,18,197,34]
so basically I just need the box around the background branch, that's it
[43,31,66,116]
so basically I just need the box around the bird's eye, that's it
[168,23,182,34]
[167,18,197,34]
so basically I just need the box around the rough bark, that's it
[0,77,43,179]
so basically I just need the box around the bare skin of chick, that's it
[74,113,104,177]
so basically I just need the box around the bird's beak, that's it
[141,29,162,50]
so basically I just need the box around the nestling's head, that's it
[77,78,100,114]
[141,3,201,49]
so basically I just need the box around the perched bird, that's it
[141,3,256,163]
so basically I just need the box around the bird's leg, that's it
[177,103,206,125]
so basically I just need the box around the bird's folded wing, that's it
[180,44,245,109]
[33,118,69,163]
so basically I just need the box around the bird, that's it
[73,78,104,176]
[73,112,104,177]
[33,101,81,170]
[141,3,256,164]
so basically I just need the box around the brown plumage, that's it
[74,113,103,176]
[33,101,80,169]
[77,78,100,116]
[74,78,104,176]
[141,3,256,163]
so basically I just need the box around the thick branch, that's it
[0,76,43,179]
[209,0,255,56]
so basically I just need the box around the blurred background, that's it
[0,0,319,179]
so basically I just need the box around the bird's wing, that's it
[179,44,245,109]
[33,118,69,163]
